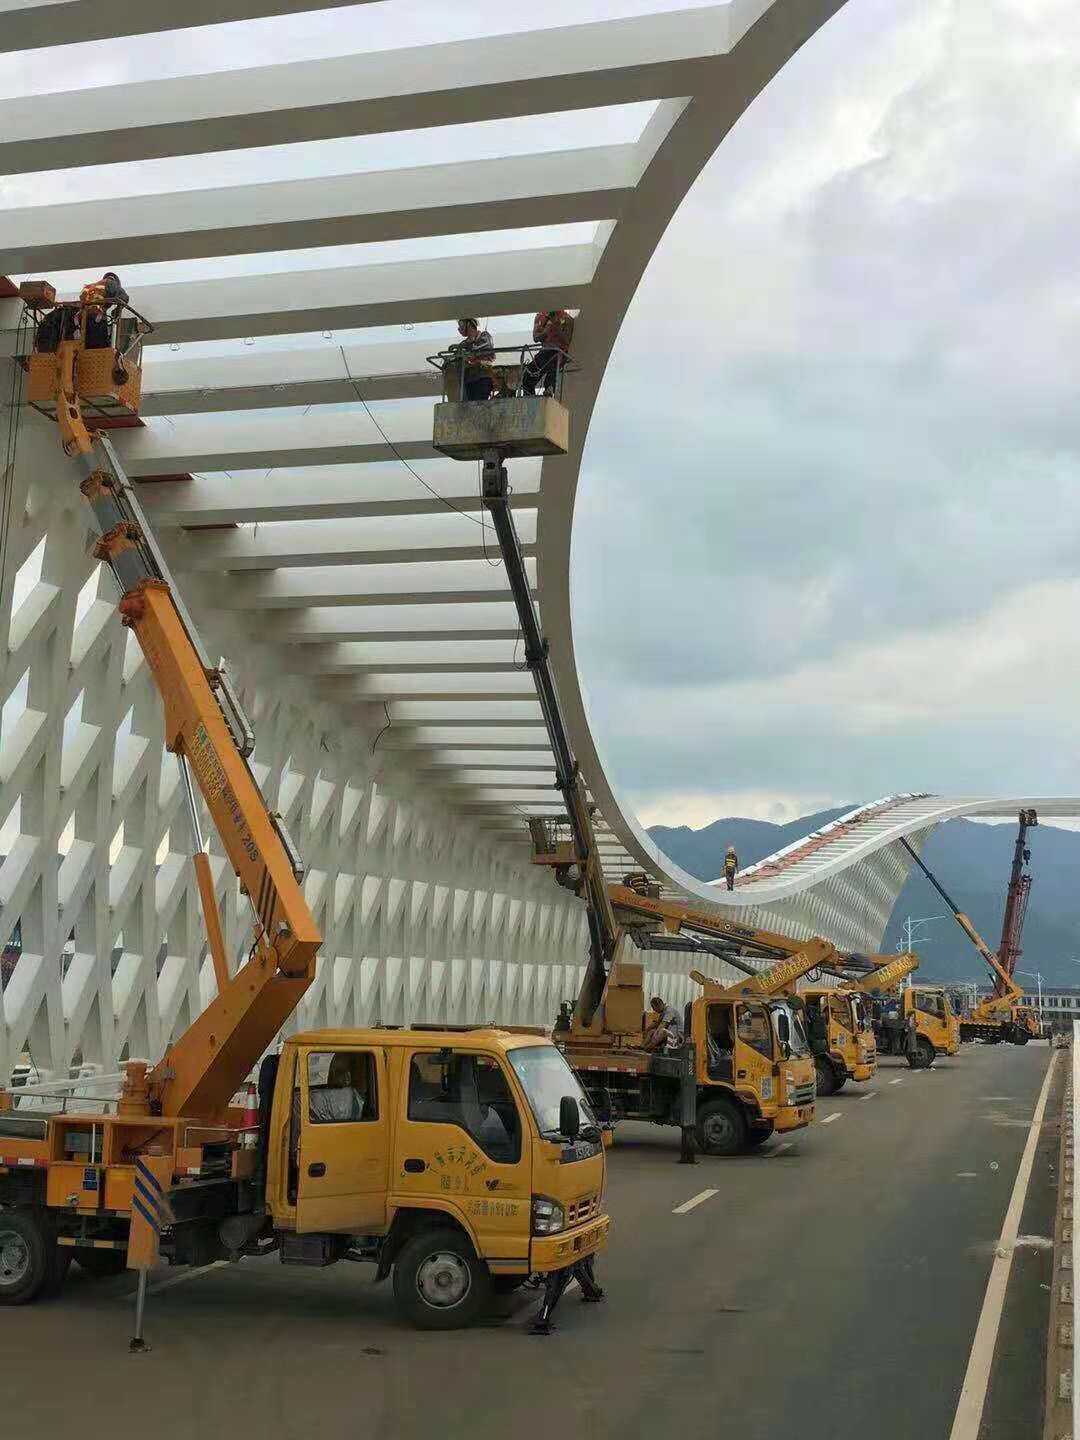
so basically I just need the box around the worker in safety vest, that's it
[523,310,574,397]
[724,845,738,891]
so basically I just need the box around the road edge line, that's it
[948,1046,1059,1440]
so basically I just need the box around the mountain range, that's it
[647,807,1080,988]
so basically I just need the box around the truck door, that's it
[295,1046,389,1234]
[396,1049,531,1268]
[733,1001,775,1099]
[828,992,854,1058]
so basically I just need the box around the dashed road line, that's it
[672,1188,719,1215]
[889,1078,905,1086]
[820,1113,841,1125]
[861,1090,878,1099]
[771,1141,794,1157]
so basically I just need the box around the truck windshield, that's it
[769,1001,810,1058]
[508,1045,599,1138]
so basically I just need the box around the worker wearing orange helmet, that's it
[523,309,574,397]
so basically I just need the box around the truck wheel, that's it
[695,1097,747,1156]
[0,1210,62,1306]
[393,1226,491,1330]
[832,1074,848,1094]
[908,1037,935,1070]
[1012,1029,1030,1047]
[814,1057,837,1096]
[75,1249,127,1278]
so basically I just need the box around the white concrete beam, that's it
[138,460,539,525]
[0,10,734,172]
[374,725,552,748]
[317,671,536,697]
[0,147,635,271]
[284,638,529,669]
[0,0,367,52]
[202,558,534,609]
[1,245,592,347]
[171,511,535,571]
[263,603,521,642]
[137,334,527,414]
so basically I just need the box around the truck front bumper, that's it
[531,1214,610,1274]
[852,1059,876,1082]
[774,1103,814,1134]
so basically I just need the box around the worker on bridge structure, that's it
[724,844,739,891]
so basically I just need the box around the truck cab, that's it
[798,987,877,1095]
[690,993,816,1154]
[871,986,959,1068]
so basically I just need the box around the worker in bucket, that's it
[643,995,683,1052]
[448,318,496,400]
[522,309,574,397]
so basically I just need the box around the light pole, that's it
[897,915,945,955]
[1016,968,1043,1013]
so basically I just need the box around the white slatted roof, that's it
[0,0,848,870]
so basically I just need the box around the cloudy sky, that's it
[4,0,1078,839]
[572,0,1080,827]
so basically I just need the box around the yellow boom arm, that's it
[846,953,919,995]
[34,285,321,1118]
[609,884,833,962]
[689,937,839,999]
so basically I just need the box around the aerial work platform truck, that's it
[0,280,609,1336]
[431,349,817,1157]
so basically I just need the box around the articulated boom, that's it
[609,884,830,963]
[25,279,321,1117]
[689,938,838,1000]
[847,953,919,995]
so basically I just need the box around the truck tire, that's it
[695,1097,747,1156]
[832,1074,848,1093]
[75,1248,127,1278]
[1011,1029,1030,1047]
[908,1036,935,1070]
[814,1057,837,1096]
[0,1210,65,1305]
[392,1226,491,1330]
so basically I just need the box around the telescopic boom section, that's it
[32,286,321,1119]
[995,809,1037,992]
[899,837,1019,1000]
[481,453,617,1026]
[846,952,919,995]
[689,937,838,1000]
[609,884,839,964]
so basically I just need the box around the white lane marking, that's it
[860,1090,878,1099]
[1072,1019,1079,1429]
[147,1260,229,1295]
[956,1172,978,1179]
[775,1141,793,1154]
[672,1188,719,1215]
[889,1078,905,1086]
[820,1113,841,1125]
[949,1049,1059,1440]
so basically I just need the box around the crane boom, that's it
[995,809,1037,993]
[845,953,919,995]
[26,280,321,1118]
[898,837,1020,1001]
[609,883,841,964]
[688,938,839,999]
[480,451,617,1026]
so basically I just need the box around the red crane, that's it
[994,808,1037,997]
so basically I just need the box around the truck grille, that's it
[566,1193,600,1226]
[791,1082,816,1107]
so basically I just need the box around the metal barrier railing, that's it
[427,342,576,404]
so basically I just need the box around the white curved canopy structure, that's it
[2,0,934,1084]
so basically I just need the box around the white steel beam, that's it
[0,147,636,271]
[138,460,539,526]
[0,10,735,172]
[170,512,535,571]
[263,603,521,642]
[0,1,367,52]
[202,558,533,609]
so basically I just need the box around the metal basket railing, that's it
[427,342,576,404]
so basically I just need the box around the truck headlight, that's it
[531,1196,566,1235]
[784,1072,797,1090]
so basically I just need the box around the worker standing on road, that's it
[522,309,574,397]
[724,845,738,891]
[643,996,683,1052]
[448,318,496,401]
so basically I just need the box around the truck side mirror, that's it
[559,1095,581,1141]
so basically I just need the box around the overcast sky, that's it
[572,0,1080,827]
[4,1,1078,838]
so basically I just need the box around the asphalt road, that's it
[2,1043,1058,1440]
